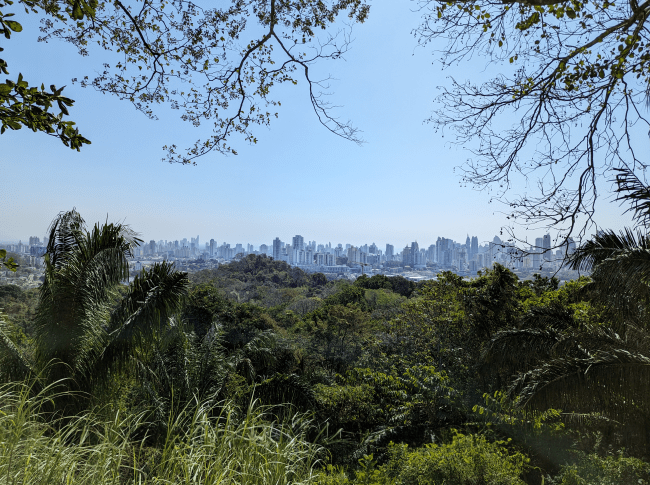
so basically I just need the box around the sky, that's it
[0,1,634,249]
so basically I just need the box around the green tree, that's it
[0,210,188,408]
[14,0,369,162]
[0,0,91,148]
[483,168,650,453]
[416,0,650,241]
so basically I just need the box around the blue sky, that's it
[1,2,632,249]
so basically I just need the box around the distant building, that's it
[385,244,394,261]
[471,236,479,261]
[543,234,552,261]
[401,245,410,266]
[292,235,305,251]
[272,237,282,260]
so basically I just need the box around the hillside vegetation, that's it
[1,209,650,484]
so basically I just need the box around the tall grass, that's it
[0,382,324,484]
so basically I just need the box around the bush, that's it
[555,451,650,485]
[317,433,528,485]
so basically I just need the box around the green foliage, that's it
[0,381,325,485]
[354,274,418,298]
[304,303,373,372]
[7,213,650,480]
[343,365,462,450]
[555,451,650,485]
[0,248,18,271]
[317,434,528,485]
[0,73,90,148]
[183,283,280,347]
[0,210,189,409]
[0,0,91,148]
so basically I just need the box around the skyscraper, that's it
[471,236,479,261]
[292,235,305,251]
[402,245,411,266]
[385,244,394,261]
[427,244,436,263]
[410,241,419,266]
[272,237,282,260]
[543,234,552,261]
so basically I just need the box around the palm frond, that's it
[568,228,650,271]
[521,303,576,331]
[43,209,86,272]
[613,167,650,228]
[34,214,141,377]
[228,330,277,382]
[0,311,34,382]
[592,248,650,314]
[511,349,650,422]
[481,327,562,376]
[92,262,189,383]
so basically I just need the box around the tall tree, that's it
[416,0,650,243]
[10,0,369,162]
[0,210,189,407]
[482,167,650,451]
[0,0,92,148]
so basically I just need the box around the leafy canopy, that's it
[0,0,91,148]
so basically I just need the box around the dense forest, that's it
[1,208,650,484]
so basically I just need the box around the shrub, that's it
[555,451,650,485]
[317,433,528,485]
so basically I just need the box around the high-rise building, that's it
[315,253,335,266]
[471,236,479,261]
[489,236,502,264]
[209,239,216,257]
[565,237,576,256]
[402,245,411,266]
[272,238,282,260]
[348,246,360,263]
[543,234,552,261]
[369,243,378,254]
[437,237,454,266]
[292,235,305,251]
[426,244,436,263]
[385,244,394,261]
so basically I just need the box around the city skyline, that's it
[0,230,572,255]
[3,231,578,284]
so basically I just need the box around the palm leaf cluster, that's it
[0,210,189,407]
[481,168,650,447]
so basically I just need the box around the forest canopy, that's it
[3,206,650,484]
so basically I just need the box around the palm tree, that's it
[0,209,189,409]
[480,167,650,451]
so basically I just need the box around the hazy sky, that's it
[1,2,632,249]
